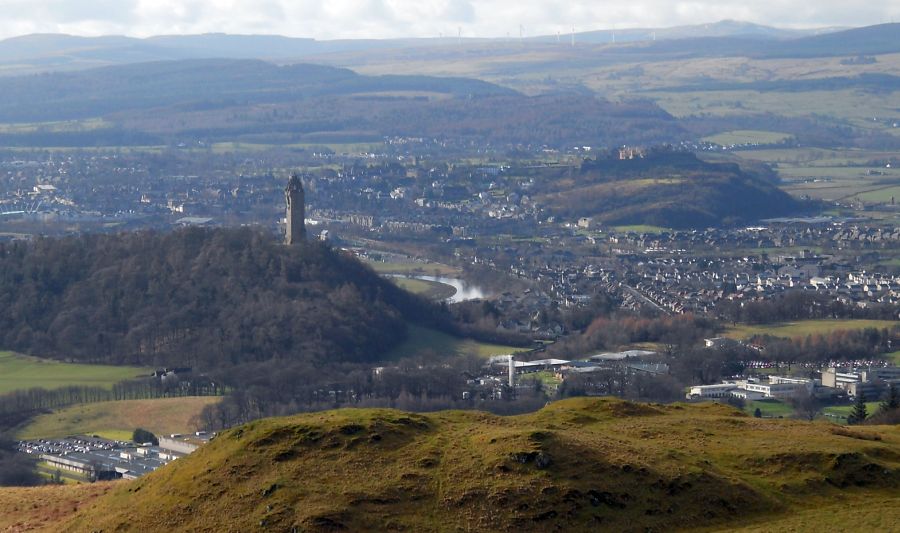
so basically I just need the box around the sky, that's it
[1,0,899,40]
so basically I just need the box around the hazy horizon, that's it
[1,1,898,42]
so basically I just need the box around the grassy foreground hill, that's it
[40,397,900,532]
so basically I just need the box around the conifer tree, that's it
[847,392,868,425]
[880,383,899,413]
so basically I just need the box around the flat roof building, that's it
[688,383,738,399]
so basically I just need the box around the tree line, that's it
[716,291,900,324]
[0,379,222,423]
[196,354,546,430]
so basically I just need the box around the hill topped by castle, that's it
[535,149,804,228]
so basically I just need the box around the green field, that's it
[729,147,900,205]
[732,398,891,424]
[821,402,883,422]
[209,141,383,154]
[648,89,899,126]
[744,399,795,418]
[781,173,900,202]
[0,145,166,152]
[0,352,150,395]
[857,185,900,203]
[703,130,792,146]
[17,397,222,441]
[0,118,110,134]
[390,277,457,300]
[724,319,899,340]
[388,324,522,359]
[611,224,671,234]
[365,259,461,277]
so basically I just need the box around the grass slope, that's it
[388,324,520,359]
[723,319,899,340]
[56,398,900,532]
[0,483,113,532]
[0,352,148,395]
[17,397,222,441]
[722,493,900,532]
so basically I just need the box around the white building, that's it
[739,380,811,399]
[687,376,813,400]
[688,383,738,399]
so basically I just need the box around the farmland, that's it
[702,130,792,146]
[0,352,149,395]
[728,147,900,204]
[647,88,899,127]
[17,397,222,442]
[611,224,672,234]
[723,319,899,340]
[364,259,461,277]
[0,118,110,134]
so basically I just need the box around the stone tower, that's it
[284,173,306,244]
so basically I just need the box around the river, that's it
[389,274,487,303]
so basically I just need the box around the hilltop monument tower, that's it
[284,173,306,244]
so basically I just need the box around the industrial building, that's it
[20,433,213,482]
[822,366,900,398]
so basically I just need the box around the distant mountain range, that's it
[528,19,842,44]
[0,58,684,149]
[0,21,895,77]
[0,59,512,123]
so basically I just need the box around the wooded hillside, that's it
[0,227,434,368]
[536,150,803,227]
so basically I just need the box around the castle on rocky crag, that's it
[284,173,306,244]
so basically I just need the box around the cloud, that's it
[0,0,897,40]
